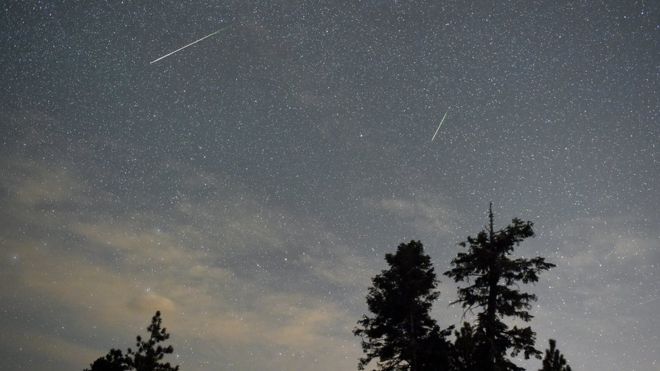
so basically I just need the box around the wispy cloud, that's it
[367,192,460,236]
[0,157,362,370]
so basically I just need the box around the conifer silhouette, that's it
[539,339,572,371]
[449,322,478,371]
[445,204,555,371]
[354,240,451,370]
[85,311,179,371]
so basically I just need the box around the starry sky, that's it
[1,1,658,370]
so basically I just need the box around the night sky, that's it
[1,1,658,370]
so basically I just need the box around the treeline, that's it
[353,205,572,371]
[85,205,572,371]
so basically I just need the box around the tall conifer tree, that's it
[354,240,450,371]
[445,204,555,371]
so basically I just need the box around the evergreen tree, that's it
[127,311,179,371]
[449,322,478,371]
[444,204,555,371]
[417,326,452,371]
[85,311,179,371]
[85,349,130,371]
[539,339,572,371]
[354,240,450,371]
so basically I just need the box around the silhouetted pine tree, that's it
[85,311,179,371]
[539,339,572,371]
[444,204,555,371]
[354,240,451,371]
[85,349,130,371]
[417,326,452,371]
[449,322,478,371]
[127,311,179,371]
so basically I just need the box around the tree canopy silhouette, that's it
[449,322,478,371]
[85,349,130,371]
[444,204,555,371]
[354,240,450,371]
[539,339,572,371]
[85,311,179,371]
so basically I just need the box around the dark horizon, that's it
[1,1,658,370]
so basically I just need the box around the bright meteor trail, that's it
[431,110,448,142]
[150,27,227,64]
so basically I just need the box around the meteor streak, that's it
[150,27,228,64]
[637,297,660,306]
[431,110,448,142]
